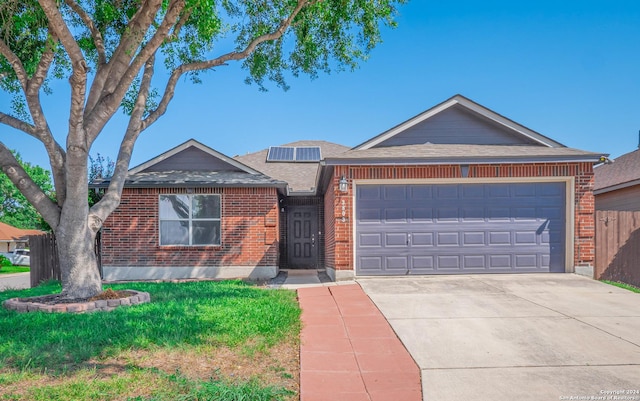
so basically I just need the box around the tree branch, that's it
[0,38,28,92]
[84,0,165,116]
[0,112,36,136]
[26,34,56,96]
[0,142,60,229]
[85,0,185,144]
[38,0,88,147]
[64,0,107,65]
[90,57,156,228]
[143,0,311,129]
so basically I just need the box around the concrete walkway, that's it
[298,283,422,401]
[359,274,640,401]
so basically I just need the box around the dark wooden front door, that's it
[288,206,318,268]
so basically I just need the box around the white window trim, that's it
[159,194,222,246]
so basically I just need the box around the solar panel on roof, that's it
[295,147,321,161]
[266,146,322,162]
[267,146,295,161]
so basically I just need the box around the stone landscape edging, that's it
[2,290,151,313]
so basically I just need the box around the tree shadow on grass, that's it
[0,280,300,374]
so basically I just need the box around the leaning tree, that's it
[0,0,405,298]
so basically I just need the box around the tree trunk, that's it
[55,200,102,299]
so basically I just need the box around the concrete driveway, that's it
[0,272,30,291]
[359,274,640,401]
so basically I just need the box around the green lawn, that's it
[602,280,640,293]
[0,265,30,274]
[0,280,301,401]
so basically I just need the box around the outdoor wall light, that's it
[461,164,470,178]
[338,176,349,193]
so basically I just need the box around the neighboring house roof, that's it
[235,140,349,195]
[92,139,286,189]
[594,148,640,195]
[324,144,604,165]
[0,222,44,242]
[354,94,566,150]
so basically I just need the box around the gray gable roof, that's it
[236,140,349,195]
[129,139,261,175]
[324,144,603,165]
[594,148,640,194]
[92,139,286,189]
[354,94,566,150]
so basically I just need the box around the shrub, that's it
[0,255,11,267]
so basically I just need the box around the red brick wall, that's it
[325,162,595,272]
[101,187,279,267]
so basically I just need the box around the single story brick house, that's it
[96,95,603,281]
[0,222,45,254]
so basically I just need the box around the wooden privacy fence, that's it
[29,233,60,287]
[28,232,102,288]
[595,210,640,288]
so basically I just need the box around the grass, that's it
[0,265,30,274]
[602,280,640,293]
[0,280,301,401]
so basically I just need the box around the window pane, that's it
[192,195,220,219]
[192,221,221,245]
[160,195,190,219]
[160,221,189,245]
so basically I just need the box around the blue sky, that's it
[2,1,640,169]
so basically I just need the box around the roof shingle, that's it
[594,148,640,192]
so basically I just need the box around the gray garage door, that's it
[356,183,566,275]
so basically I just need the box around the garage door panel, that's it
[489,254,512,268]
[488,207,511,221]
[359,208,381,223]
[437,255,461,269]
[437,208,459,221]
[384,186,406,200]
[515,254,538,268]
[462,207,484,221]
[359,256,383,271]
[359,233,382,247]
[386,233,408,247]
[356,183,566,275]
[412,232,434,246]
[463,232,486,245]
[387,256,409,270]
[463,255,486,269]
[411,208,433,221]
[489,232,511,245]
[515,231,538,245]
[515,207,537,220]
[437,185,459,198]
[437,232,460,246]
[412,256,435,270]
[359,186,381,200]
[410,186,433,200]
[462,184,485,198]
[385,208,407,222]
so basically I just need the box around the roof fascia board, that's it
[128,139,262,175]
[97,182,287,189]
[594,178,640,195]
[354,95,564,150]
[324,155,603,166]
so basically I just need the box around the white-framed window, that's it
[159,194,221,246]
